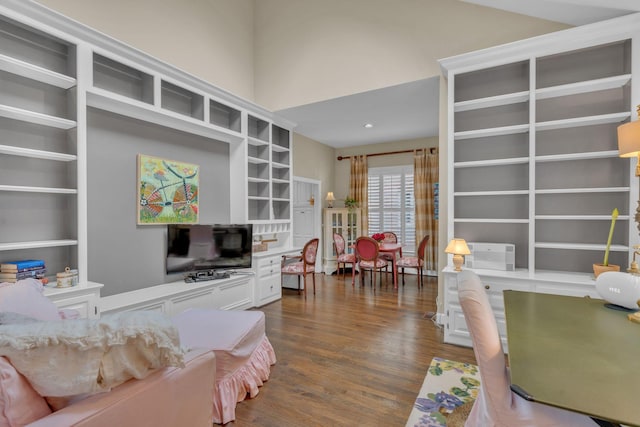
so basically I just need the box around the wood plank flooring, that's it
[230,272,476,426]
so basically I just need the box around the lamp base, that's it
[452,254,464,271]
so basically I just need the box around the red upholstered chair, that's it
[354,236,388,287]
[380,231,398,275]
[382,231,398,243]
[333,233,357,284]
[396,235,430,287]
[281,238,319,296]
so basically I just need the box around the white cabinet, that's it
[43,282,103,319]
[323,209,361,275]
[253,253,282,307]
[99,276,253,316]
[443,267,599,348]
[0,10,85,285]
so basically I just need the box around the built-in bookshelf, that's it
[0,1,295,309]
[439,13,640,348]
[0,12,80,284]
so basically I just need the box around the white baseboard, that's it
[435,312,446,326]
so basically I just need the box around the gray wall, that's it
[87,109,230,296]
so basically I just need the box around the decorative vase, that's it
[593,263,620,278]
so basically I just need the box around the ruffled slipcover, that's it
[173,308,277,424]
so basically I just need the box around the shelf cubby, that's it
[248,143,269,162]
[2,70,75,121]
[248,180,269,198]
[209,99,241,132]
[454,193,529,220]
[0,15,75,78]
[271,148,290,166]
[455,163,528,193]
[247,161,269,181]
[248,115,269,142]
[536,122,619,156]
[272,182,290,200]
[454,222,529,268]
[454,101,529,133]
[536,87,628,123]
[248,199,270,221]
[454,133,528,163]
[454,60,529,103]
[536,40,631,89]
[271,165,290,181]
[272,200,290,220]
[536,157,628,191]
[536,191,629,217]
[93,53,153,104]
[535,247,627,274]
[161,80,204,120]
[271,124,290,150]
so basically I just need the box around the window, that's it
[368,165,415,253]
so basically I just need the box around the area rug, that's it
[405,357,481,427]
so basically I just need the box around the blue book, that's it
[0,259,45,271]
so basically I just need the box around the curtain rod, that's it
[336,147,437,161]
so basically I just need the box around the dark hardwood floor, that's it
[230,272,476,426]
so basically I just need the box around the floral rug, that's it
[405,357,481,427]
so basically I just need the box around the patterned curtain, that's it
[414,149,439,270]
[349,155,368,232]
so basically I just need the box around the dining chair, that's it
[354,236,388,287]
[380,231,398,275]
[333,233,356,284]
[456,270,599,426]
[396,235,429,287]
[281,238,319,297]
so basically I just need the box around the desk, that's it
[504,290,640,426]
[378,243,402,289]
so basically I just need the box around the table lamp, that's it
[326,192,335,208]
[445,238,471,271]
[618,104,640,235]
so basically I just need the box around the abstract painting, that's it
[137,154,199,225]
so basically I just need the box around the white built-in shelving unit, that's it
[0,0,294,312]
[440,13,640,347]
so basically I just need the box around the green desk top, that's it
[504,291,640,427]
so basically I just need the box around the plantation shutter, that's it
[367,166,416,254]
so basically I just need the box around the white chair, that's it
[456,270,598,427]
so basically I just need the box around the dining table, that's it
[378,242,402,289]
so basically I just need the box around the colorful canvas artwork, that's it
[137,154,199,225]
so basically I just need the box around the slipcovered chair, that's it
[456,270,598,427]
[354,236,388,287]
[333,233,357,285]
[281,238,319,296]
[396,235,429,287]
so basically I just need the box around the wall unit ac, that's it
[465,242,515,271]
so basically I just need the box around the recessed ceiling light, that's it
[363,123,373,129]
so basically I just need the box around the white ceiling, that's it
[275,0,640,149]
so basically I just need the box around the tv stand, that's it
[184,270,231,283]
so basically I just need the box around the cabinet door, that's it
[49,293,98,319]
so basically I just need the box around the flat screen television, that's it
[166,224,252,274]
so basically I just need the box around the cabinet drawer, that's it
[258,255,282,268]
[259,275,281,299]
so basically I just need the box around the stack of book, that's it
[0,259,47,284]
